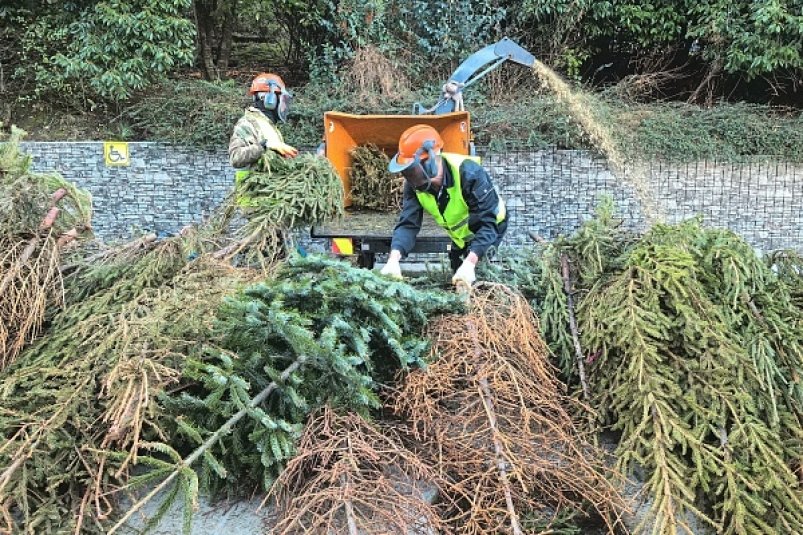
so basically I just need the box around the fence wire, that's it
[478,147,803,253]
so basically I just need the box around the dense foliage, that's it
[0,246,460,533]
[1,0,195,103]
[1,0,800,163]
[515,0,803,85]
[115,80,803,160]
[164,256,460,497]
[126,79,244,147]
[515,200,803,534]
[2,0,800,115]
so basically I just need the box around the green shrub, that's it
[126,80,245,149]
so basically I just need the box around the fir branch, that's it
[543,205,803,534]
[108,356,306,534]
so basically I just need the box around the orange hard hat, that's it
[249,73,285,95]
[388,125,444,173]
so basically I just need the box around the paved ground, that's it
[119,489,275,535]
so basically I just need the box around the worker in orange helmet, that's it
[381,124,508,287]
[228,72,299,169]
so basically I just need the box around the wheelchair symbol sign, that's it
[104,142,130,166]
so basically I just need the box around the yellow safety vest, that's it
[415,153,506,250]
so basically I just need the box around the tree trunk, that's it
[560,253,590,400]
[216,1,236,73]
[194,0,219,80]
[688,58,723,107]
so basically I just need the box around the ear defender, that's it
[262,81,284,111]
[263,91,278,111]
[421,140,438,177]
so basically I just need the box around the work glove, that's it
[262,139,299,158]
[452,258,477,288]
[380,257,403,280]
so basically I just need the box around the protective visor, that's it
[389,140,438,191]
[276,91,293,122]
[262,84,294,123]
[400,160,432,191]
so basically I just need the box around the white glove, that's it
[452,259,476,288]
[380,258,403,279]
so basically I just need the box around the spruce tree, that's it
[538,205,803,534]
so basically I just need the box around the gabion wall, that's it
[21,142,803,252]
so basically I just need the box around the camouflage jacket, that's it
[228,107,285,169]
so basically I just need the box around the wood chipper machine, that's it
[311,38,536,268]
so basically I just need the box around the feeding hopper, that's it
[323,111,472,206]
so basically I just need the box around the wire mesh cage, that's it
[478,146,803,253]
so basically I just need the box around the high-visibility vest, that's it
[415,153,506,250]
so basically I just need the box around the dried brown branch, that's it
[101,348,181,474]
[561,253,590,400]
[0,234,61,368]
[211,222,286,273]
[613,66,689,102]
[342,45,411,106]
[396,283,628,534]
[0,184,88,368]
[270,406,450,535]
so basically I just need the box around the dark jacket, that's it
[390,158,506,258]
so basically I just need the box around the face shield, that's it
[400,160,432,191]
[275,90,293,122]
[395,140,440,192]
[262,83,293,123]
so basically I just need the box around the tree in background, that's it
[396,0,506,72]
[513,0,688,80]
[2,0,195,105]
[302,0,399,83]
[2,0,801,119]
[193,0,237,80]
[513,0,802,102]
[188,0,340,82]
[271,0,338,76]
[687,0,803,102]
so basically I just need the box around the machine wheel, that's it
[357,251,376,269]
